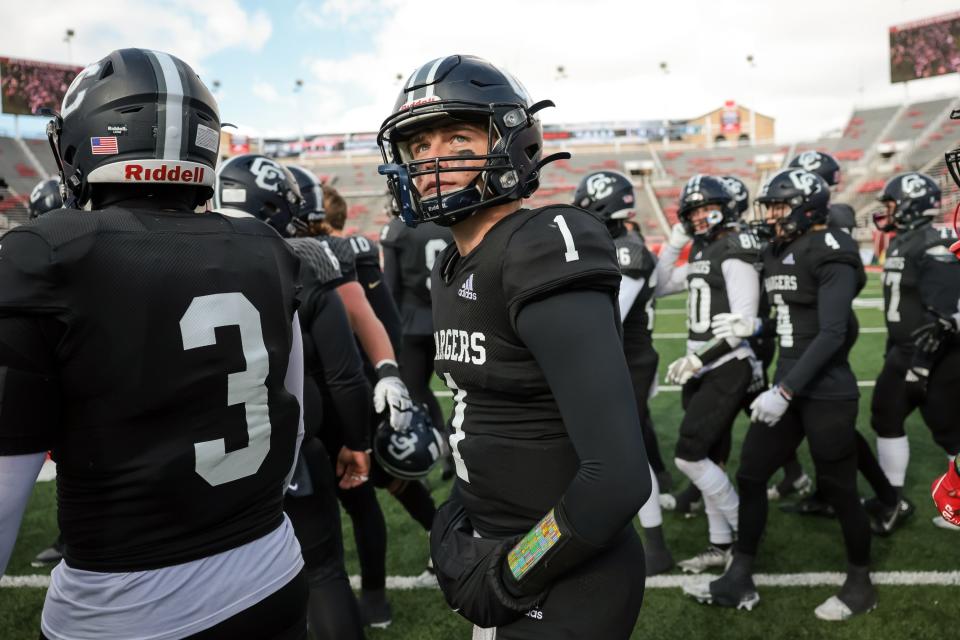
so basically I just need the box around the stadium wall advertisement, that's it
[889,10,960,83]
[0,57,83,116]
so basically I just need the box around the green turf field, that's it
[3,272,959,639]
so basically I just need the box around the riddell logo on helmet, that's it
[124,164,206,183]
[400,95,441,111]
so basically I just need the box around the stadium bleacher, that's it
[1,95,956,241]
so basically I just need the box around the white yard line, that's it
[6,571,960,591]
[435,380,877,397]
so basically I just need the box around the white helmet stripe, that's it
[145,50,186,161]
[423,56,451,99]
[406,57,442,103]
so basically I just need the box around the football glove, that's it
[931,457,960,528]
[668,223,691,250]
[711,313,760,340]
[430,498,544,628]
[666,353,703,385]
[904,366,930,404]
[911,308,958,357]
[749,386,791,426]
[373,360,413,432]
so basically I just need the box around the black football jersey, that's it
[382,218,453,335]
[318,234,358,286]
[614,229,657,351]
[346,234,381,268]
[286,237,344,291]
[430,205,620,538]
[761,228,865,399]
[685,231,761,341]
[0,208,301,572]
[882,224,960,347]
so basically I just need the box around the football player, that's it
[573,169,673,575]
[654,174,760,574]
[872,172,960,529]
[272,163,413,627]
[214,154,369,640]
[378,55,650,638]
[381,202,456,478]
[0,49,308,638]
[686,168,875,620]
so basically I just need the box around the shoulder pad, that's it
[503,206,620,326]
[286,237,344,287]
[804,228,862,270]
[720,229,762,263]
[380,218,406,246]
[0,228,60,312]
[614,233,655,279]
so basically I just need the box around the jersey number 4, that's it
[181,293,272,487]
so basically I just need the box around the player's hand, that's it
[374,360,413,431]
[431,498,543,628]
[336,447,370,490]
[931,457,960,528]
[711,312,758,339]
[749,386,791,426]
[904,366,930,403]
[911,308,958,356]
[666,354,703,385]
[668,223,691,250]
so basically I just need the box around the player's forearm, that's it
[0,452,46,575]
[780,263,856,395]
[722,258,760,334]
[337,281,396,365]
[381,245,403,308]
[312,294,372,450]
[282,317,306,490]
[510,290,649,594]
[654,245,687,297]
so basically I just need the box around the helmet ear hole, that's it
[99,61,114,80]
[64,145,77,165]
[524,143,540,161]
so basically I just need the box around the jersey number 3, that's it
[181,293,272,487]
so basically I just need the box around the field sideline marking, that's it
[435,381,877,397]
[5,571,960,591]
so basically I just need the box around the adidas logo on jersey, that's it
[458,274,477,300]
[782,253,796,265]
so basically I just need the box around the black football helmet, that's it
[677,174,737,238]
[42,48,219,208]
[788,151,841,187]
[720,175,750,218]
[372,405,444,480]
[573,170,635,234]
[377,55,566,227]
[287,165,325,223]
[755,168,830,241]
[872,172,940,232]
[28,178,63,218]
[214,154,303,237]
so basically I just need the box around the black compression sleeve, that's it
[355,263,403,354]
[780,262,857,395]
[0,316,61,454]
[311,291,372,451]
[381,242,403,309]
[508,290,649,592]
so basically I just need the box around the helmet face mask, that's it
[677,174,736,239]
[378,55,558,228]
[214,154,304,237]
[755,169,830,243]
[875,172,940,231]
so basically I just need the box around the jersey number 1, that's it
[553,214,580,262]
[181,293,272,487]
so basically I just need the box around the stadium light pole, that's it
[64,29,75,64]
[294,79,304,160]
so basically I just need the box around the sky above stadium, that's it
[2,0,959,143]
